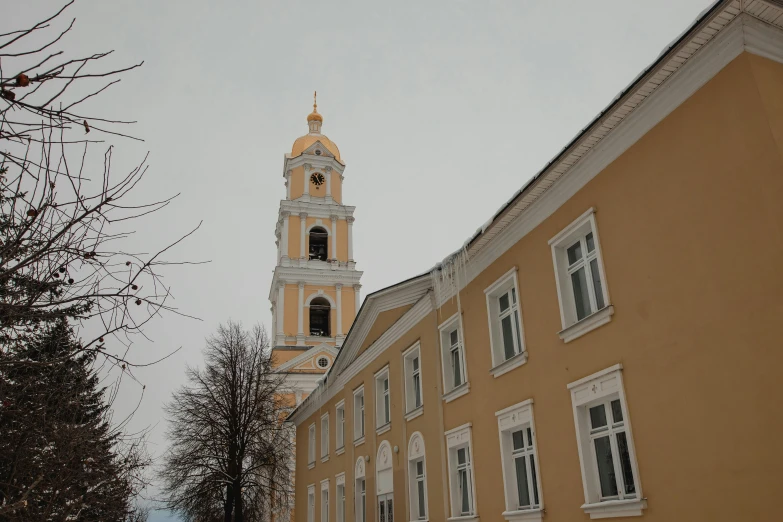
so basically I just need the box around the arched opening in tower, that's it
[310,297,331,337]
[309,227,329,261]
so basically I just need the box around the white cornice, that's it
[284,154,345,175]
[438,10,783,304]
[269,267,363,301]
[278,200,355,219]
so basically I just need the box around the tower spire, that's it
[307,91,323,132]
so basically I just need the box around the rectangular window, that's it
[446,424,476,518]
[439,314,469,400]
[550,209,613,342]
[307,485,315,522]
[496,400,543,520]
[336,401,345,451]
[411,458,427,520]
[308,424,316,467]
[321,481,330,522]
[375,367,391,431]
[353,386,365,443]
[485,268,527,376]
[568,365,645,518]
[336,482,345,522]
[355,478,366,522]
[403,343,423,417]
[321,413,329,460]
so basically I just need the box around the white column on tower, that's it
[281,211,290,260]
[354,284,361,315]
[325,167,332,198]
[303,164,311,197]
[270,306,276,341]
[299,212,307,259]
[297,282,305,342]
[276,283,285,345]
[335,284,343,337]
[347,216,355,261]
[285,170,292,200]
[330,215,338,261]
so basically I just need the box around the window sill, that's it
[490,351,528,378]
[559,305,614,343]
[335,446,345,456]
[581,498,646,519]
[376,422,391,435]
[502,508,543,522]
[321,455,329,463]
[308,461,315,470]
[442,382,470,403]
[405,406,424,422]
[447,516,479,522]
[354,436,365,447]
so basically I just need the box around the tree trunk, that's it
[234,474,243,522]
[224,482,234,522]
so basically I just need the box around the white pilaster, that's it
[276,284,285,345]
[285,170,292,200]
[299,212,307,259]
[330,215,338,261]
[297,282,305,344]
[270,306,276,342]
[281,211,290,260]
[325,167,332,198]
[335,283,343,337]
[354,284,361,316]
[303,164,311,197]
[347,216,355,261]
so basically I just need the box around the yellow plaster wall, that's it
[295,312,448,522]
[295,53,783,522]
[289,166,305,202]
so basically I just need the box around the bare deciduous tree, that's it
[0,1,202,366]
[161,322,294,522]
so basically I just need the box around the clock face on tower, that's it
[310,172,325,187]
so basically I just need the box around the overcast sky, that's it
[6,1,713,519]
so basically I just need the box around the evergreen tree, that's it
[0,320,144,521]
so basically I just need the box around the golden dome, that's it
[291,134,341,162]
[307,109,323,123]
[291,91,341,162]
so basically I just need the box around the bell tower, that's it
[269,94,362,395]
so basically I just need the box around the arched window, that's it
[310,297,331,337]
[309,226,328,261]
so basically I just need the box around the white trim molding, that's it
[549,208,612,342]
[568,364,646,519]
[445,423,478,521]
[484,267,528,377]
[438,313,470,401]
[495,399,544,522]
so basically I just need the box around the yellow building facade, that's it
[287,3,783,522]
[270,97,363,404]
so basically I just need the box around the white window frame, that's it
[374,366,391,434]
[307,484,316,522]
[568,364,645,519]
[321,479,330,522]
[439,313,470,402]
[355,457,367,522]
[403,342,424,420]
[335,400,346,454]
[353,386,365,445]
[496,399,544,522]
[549,208,614,342]
[408,431,429,521]
[336,473,346,522]
[445,423,477,520]
[484,267,528,378]
[321,412,330,462]
[308,423,316,469]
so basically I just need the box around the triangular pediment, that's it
[303,141,335,159]
[276,343,339,373]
